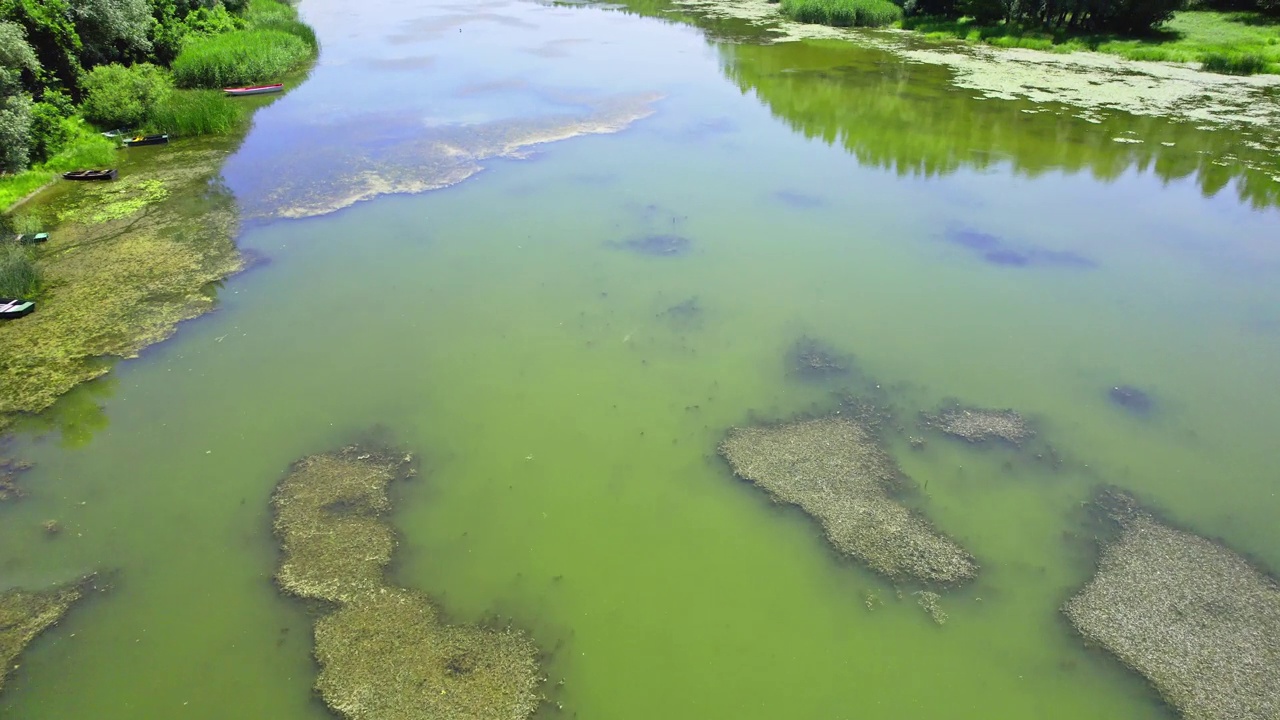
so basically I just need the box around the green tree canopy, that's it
[72,0,153,66]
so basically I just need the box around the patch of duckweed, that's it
[719,416,978,586]
[272,446,544,720]
[82,179,171,225]
[1063,490,1280,720]
[0,575,96,695]
[0,148,242,433]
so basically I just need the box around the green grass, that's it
[0,123,115,211]
[245,0,319,48]
[782,0,904,27]
[145,90,248,136]
[0,245,41,298]
[901,11,1280,73]
[171,28,313,88]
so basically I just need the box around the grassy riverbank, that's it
[903,11,1280,73]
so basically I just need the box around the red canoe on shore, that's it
[224,83,284,96]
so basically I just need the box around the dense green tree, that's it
[0,19,37,171]
[72,0,153,65]
[80,60,168,126]
[0,0,83,93]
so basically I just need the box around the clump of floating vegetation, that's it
[719,416,977,585]
[789,336,851,380]
[0,575,96,695]
[272,446,543,720]
[914,590,948,625]
[919,403,1033,446]
[1063,490,1280,720]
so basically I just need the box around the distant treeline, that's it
[1,0,315,174]
[912,0,1278,32]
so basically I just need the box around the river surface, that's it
[3,0,1280,718]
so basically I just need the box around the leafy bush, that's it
[0,245,40,298]
[145,88,245,135]
[27,90,77,163]
[1201,51,1268,73]
[170,28,310,88]
[780,0,905,26]
[81,63,173,128]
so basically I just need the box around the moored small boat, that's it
[122,134,169,147]
[14,233,49,245]
[63,169,118,181]
[224,83,284,96]
[0,298,35,320]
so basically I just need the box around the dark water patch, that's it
[983,248,1031,267]
[610,234,691,256]
[773,190,826,208]
[943,228,1097,270]
[658,296,702,322]
[1108,385,1153,415]
[673,116,738,141]
[789,336,853,381]
[948,229,1002,252]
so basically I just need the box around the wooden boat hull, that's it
[63,169,118,181]
[0,299,35,320]
[122,134,169,147]
[224,84,284,96]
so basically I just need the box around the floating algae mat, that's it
[0,576,95,694]
[0,145,242,433]
[272,446,542,720]
[919,404,1034,446]
[719,416,977,585]
[1064,491,1280,720]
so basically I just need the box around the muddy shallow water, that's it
[1,0,1278,719]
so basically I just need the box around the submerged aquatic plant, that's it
[789,336,852,379]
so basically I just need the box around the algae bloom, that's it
[719,416,977,586]
[1064,490,1280,720]
[272,446,542,720]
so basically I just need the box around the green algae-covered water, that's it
[3,0,1280,718]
